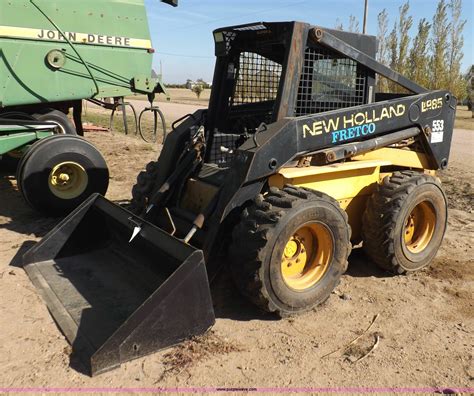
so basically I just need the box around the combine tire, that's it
[17,135,109,216]
[230,185,351,317]
[362,171,447,274]
[33,109,77,135]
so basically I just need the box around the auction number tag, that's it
[431,119,444,143]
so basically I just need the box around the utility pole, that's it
[363,0,368,34]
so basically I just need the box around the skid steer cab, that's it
[24,22,455,375]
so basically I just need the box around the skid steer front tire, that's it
[230,185,351,317]
[362,171,447,274]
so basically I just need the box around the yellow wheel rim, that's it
[48,161,88,200]
[281,223,333,291]
[403,201,436,254]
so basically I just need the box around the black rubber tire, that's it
[362,171,448,274]
[33,109,77,135]
[129,160,160,215]
[17,135,109,216]
[229,185,352,317]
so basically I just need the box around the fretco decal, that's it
[0,25,152,49]
[301,104,406,144]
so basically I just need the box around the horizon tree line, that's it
[336,0,468,100]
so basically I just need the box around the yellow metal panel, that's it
[269,161,386,242]
[271,164,381,202]
[278,159,390,178]
[352,147,431,169]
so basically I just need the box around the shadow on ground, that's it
[0,170,58,237]
[345,249,392,279]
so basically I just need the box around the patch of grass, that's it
[83,109,171,144]
[158,331,241,380]
[455,106,473,130]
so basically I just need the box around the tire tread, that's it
[362,171,444,274]
[230,185,351,316]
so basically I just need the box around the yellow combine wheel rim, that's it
[48,161,88,200]
[281,223,333,291]
[403,201,436,254]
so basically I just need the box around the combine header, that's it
[0,0,177,214]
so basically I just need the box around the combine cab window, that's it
[295,47,367,116]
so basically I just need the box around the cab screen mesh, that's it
[231,52,282,106]
[295,47,367,116]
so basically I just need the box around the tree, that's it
[192,84,204,99]
[335,15,361,32]
[430,0,450,90]
[377,9,390,92]
[388,22,399,91]
[377,9,389,64]
[447,0,467,99]
[348,15,360,33]
[467,66,474,114]
[335,18,344,30]
[409,18,431,88]
[373,0,466,99]
[397,1,413,76]
[468,65,474,117]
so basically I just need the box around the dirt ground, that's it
[0,124,472,392]
[454,106,474,131]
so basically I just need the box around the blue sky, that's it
[145,0,473,83]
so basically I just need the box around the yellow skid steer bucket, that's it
[23,194,215,376]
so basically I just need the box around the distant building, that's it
[185,79,212,90]
[185,80,196,90]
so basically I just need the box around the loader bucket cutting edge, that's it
[22,194,215,376]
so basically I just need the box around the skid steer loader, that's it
[23,22,455,375]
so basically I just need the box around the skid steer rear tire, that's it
[17,135,109,216]
[362,171,447,274]
[230,185,351,317]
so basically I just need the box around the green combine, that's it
[0,0,177,215]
